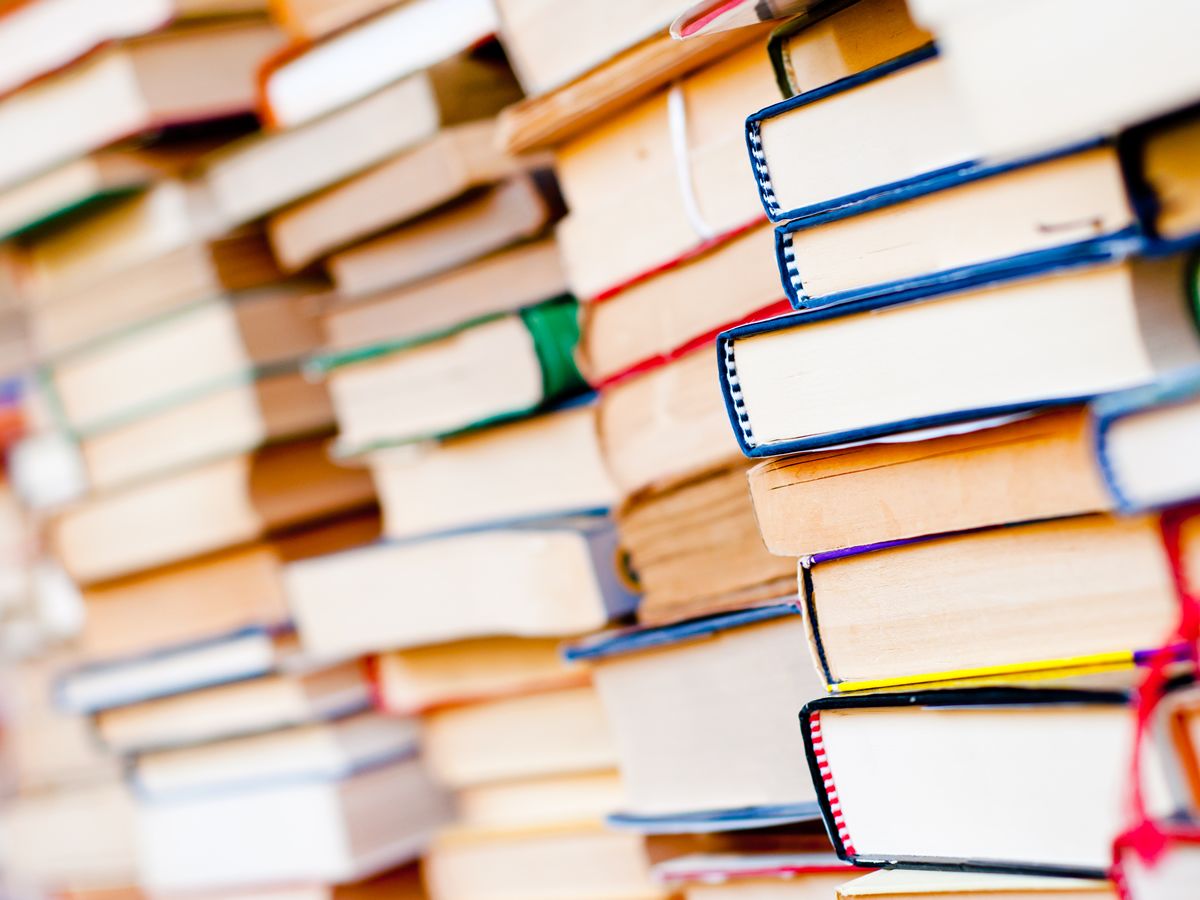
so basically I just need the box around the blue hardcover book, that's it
[565,604,825,833]
[286,512,639,660]
[1121,102,1200,255]
[130,712,420,803]
[774,141,1142,311]
[1093,366,1200,512]
[746,45,980,225]
[718,253,1200,458]
[56,626,302,714]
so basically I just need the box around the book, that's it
[1095,368,1200,512]
[567,606,823,827]
[369,399,618,540]
[494,0,685,95]
[29,230,284,360]
[768,0,931,97]
[423,821,663,900]
[555,41,778,301]
[0,17,281,191]
[284,513,639,660]
[259,0,500,129]
[0,0,269,98]
[325,172,560,299]
[802,513,1186,694]
[0,779,138,890]
[267,0,396,41]
[619,461,794,626]
[456,769,626,830]
[747,408,1112,557]
[747,46,977,224]
[57,628,308,713]
[321,237,568,353]
[94,661,372,753]
[372,637,585,715]
[199,58,507,228]
[47,284,323,435]
[51,436,375,585]
[136,757,451,892]
[578,223,784,386]
[1131,108,1200,245]
[496,21,768,155]
[322,297,585,455]
[76,514,379,663]
[655,852,859,899]
[718,255,1200,458]
[599,345,741,497]
[421,685,618,788]
[268,113,531,270]
[775,142,1137,311]
[0,144,201,242]
[78,367,333,492]
[908,0,1200,158]
[1118,828,1200,900]
[801,686,1179,876]
[837,870,1116,900]
[130,712,418,799]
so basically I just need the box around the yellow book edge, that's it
[827,650,1139,695]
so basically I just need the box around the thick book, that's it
[370,397,618,540]
[0,0,267,99]
[321,297,587,456]
[837,870,1115,899]
[322,237,567,354]
[258,0,500,129]
[268,114,529,271]
[566,605,824,831]
[802,687,1181,877]
[137,756,451,892]
[51,436,375,585]
[372,636,585,716]
[494,0,683,95]
[130,712,418,800]
[93,660,373,754]
[421,684,617,790]
[554,40,777,302]
[0,17,280,192]
[768,0,930,98]
[747,408,1115,558]
[578,223,785,386]
[425,820,660,900]
[46,284,324,436]
[746,45,978,224]
[718,255,1200,458]
[618,460,794,627]
[199,56,512,229]
[654,851,859,898]
[773,142,1138,311]
[801,513,1187,694]
[285,513,639,660]
[908,0,1200,159]
[76,513,379,664]
[56,626,306,713]
[599,344,742,498]
[325,171,560,299]
[1094,367,1200,513]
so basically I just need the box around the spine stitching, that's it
[809,711,857,856]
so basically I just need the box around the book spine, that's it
[581,520,641,621]
[806,711,857,857]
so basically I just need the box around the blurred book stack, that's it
[1,1,1200,899]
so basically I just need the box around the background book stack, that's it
[0,1,1197,900]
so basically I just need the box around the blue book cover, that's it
[746,44,979,225]
[1092,366,1200,512]
[717,256,1119,459]
[773,140,1141,312]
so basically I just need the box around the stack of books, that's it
[1,0,1200,899]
